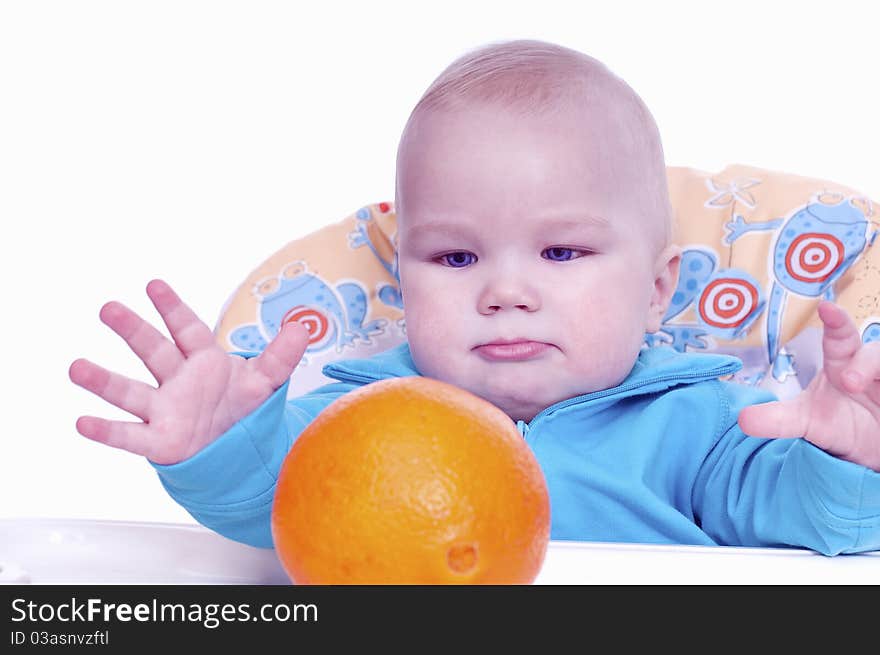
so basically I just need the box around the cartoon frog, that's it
[349,204,404,310]
[229,261,386,361]
[647,247,764,353]
[724,196,873,380]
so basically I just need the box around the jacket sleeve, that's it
[149,379,357,548]
[692,381,880,555]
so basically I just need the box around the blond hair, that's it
[397,40,673,251]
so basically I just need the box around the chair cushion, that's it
[215,165,880,398]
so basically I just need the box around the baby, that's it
[70,40,880,554]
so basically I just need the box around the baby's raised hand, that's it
[69,280,310,465]
[738,301,880,471]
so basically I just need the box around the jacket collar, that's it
[322,342,742,409]
[322,343,421,384]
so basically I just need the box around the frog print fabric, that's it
[215,165,880,399]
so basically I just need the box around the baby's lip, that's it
[474,338,548,347]
[472,340,553,362]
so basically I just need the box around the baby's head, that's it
[394,40,681,421]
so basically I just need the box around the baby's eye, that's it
[437,252,477,268]
[542,247,589,262]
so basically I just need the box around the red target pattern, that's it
[282,306,329,345]
[784,232,844,283]
[698,277,759,329]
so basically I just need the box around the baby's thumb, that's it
[737,397,809,440]
[253,321,311,389]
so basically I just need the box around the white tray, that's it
[1,518,877,584]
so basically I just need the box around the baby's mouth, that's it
[472,340,552,362]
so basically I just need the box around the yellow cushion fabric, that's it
[215,165,879,398]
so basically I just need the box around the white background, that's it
[2,0,879,526]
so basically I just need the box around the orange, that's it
[271,376,551,584]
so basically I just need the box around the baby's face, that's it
[396,103,676,421]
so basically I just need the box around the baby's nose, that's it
[477,278,541,314]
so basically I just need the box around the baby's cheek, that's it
[406,294,457,340]
[562,316,641,383]
[402,290,471,378]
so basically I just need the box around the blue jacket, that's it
[152,344,880,555]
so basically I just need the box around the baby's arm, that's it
[69,279,310,465]
[151,378,358,547]
[692,381,880,555]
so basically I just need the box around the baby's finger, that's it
[251,320,310,389]
[99,301,184,384]
[839,341,880,394]
[737,396,809,439]
[69,358,154,421]
[146,279,217,357]
[818,301,863,380]
[75,415,153,458]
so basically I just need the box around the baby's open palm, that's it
[70,280,310,465]
[738,301,880,471]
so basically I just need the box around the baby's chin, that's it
[412,349,589,421]
[455,375,573,423]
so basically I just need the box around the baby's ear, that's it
[646,244,681,334]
